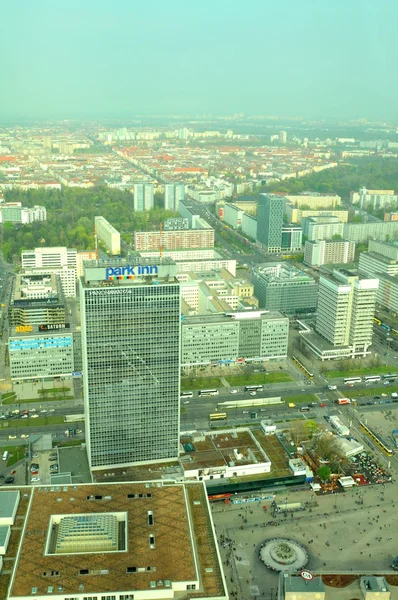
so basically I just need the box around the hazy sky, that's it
[1,0,397,121]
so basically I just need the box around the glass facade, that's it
[256,194,284,252]
[81,280,181,470]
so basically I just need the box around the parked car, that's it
[5,477,14,484]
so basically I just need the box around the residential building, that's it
[9,274,66,327]
[284,193,341,209]
[95,216,121,255]
[342,221,398,243]
[9,328,75,381]
[256,194,284,252]
[76,250,98,277]
[384,212,398,221]
[281,225,302,251]
[302,216,344,241]
[133,182,154,211]
[251,263,318,315]
[358,251,398,278]
[0,202,46,224]
[181,310,289,367]
[164,182,184,211]
[285,205,348,225]
[279,130,287,144]
[134,228,214,251]
[4,481,227,600]
[302,269,378,360]
[375,273,398,314]
[358,187,398,210]
[304,240,355,267]
[80,258,181,471]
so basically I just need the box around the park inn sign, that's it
[84,262,177,283]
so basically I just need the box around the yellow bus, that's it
[209,413,227,421]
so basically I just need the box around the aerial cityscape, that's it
[1,2,398,600]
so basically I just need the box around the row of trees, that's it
[1,187,177,262]
[260,157,398,200]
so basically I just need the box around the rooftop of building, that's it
[8,481,225,599]
[182,310,286,325]
[10,274,65,308]
[253,263,316,282]
[180,429,270,472]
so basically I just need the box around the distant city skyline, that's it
[1,0,398,121]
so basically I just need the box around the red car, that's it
[319,403,327,407]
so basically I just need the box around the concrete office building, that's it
[252,263,318,316]
[302,269,378,360]
[164,182,184,211]
[342,221,398,243]
[95,216,121,255]
[76,250,98,277]
[375,273,398,314]
[135,228,214,251]
[358,251,398,278]
[281,225,302,251]
[9,328,75,381]
[302,216,344,241]
[256,194,284,253]
[181,310,289,367]
[304,239,355,267]
[133,182,154,211]
[284,193,342,209]
[285,205,348,225]
[80,258,181,471]
[9,274,66,327]
[21,246,77,297]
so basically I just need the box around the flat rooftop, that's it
[180,430,269,472]
[0,490,19,521]
[9,482,226,599]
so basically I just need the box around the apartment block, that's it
[285,205,348,225]
[284,193,341,209]
[342,221,398,243]
[358,187,398,210]
[302,216,344,241]
[134,228,214,251]
[304,240,355,267]
[133,182,154,211]
[95,216,121,255]
[164,182,184,211]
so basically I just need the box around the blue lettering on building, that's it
[105,264,159,280]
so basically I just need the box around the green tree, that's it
[317,465,331,481]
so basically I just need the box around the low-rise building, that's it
[9,274,66,327]
[304,239,355,267]
[4,481,227,600]
[181,310,289,367]
[284,193,341,209]
[0,202,46,223]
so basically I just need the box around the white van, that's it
[328,385,337,390]
[2,451,9,461]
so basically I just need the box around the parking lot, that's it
[28,448,60,485]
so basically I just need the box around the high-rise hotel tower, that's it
[80,258,181,471]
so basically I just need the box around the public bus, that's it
[244,385,263,392]
[343,377,362,385]
[199,389,219,397]
[180,391,194,399]
[364,375,381,383]
[209,412,227,421]
[337,398,351,405]
[359,421,393,456]
[382,373,398,380]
